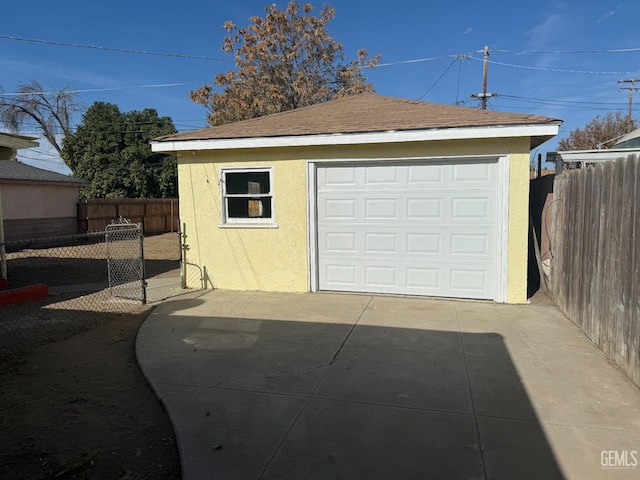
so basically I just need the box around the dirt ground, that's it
[0,234,183,479]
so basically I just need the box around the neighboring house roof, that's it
[0,132,39,150]
[547,127,640,167]
[152,93,561,152]
[614,127,640,148]
[0,160,86,186]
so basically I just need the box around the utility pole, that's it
[471,46,497,109]
[618,79,640,131]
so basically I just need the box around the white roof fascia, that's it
[151,123,560,152]
[554,149,640,162]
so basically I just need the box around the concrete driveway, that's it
[136,290,640,480]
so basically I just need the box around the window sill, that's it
[218,223,279,229]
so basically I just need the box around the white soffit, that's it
[151,124,560,152]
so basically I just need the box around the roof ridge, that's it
[155,93,561,143]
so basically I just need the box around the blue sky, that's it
[2,0,640,173]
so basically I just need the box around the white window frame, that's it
[219,167,278,228]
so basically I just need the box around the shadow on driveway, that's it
[137,291,634,479]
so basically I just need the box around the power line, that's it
[471,55,640,76]
[417,57,458,100]
[32,148,62,158]
[1,82,207,97]
[499,94,629,107]
[0,34,232,62]
[493,100,623,112]
[492,47,640,54]
[375,52,478,68]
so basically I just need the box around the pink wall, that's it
[0,182,80,220]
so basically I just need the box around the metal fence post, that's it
[179,221,187,290]
[0,189,6,280]
[138,222,147,305]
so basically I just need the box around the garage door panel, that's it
[364,198,398,219]
[451,233,491,256]
[364,265,397,287]
[322,198,357,220]
[407,164,444,183]
[450,268,491,292]
[365,165,399,184]
[324,264,357,286]
[451,196,493,221]
[452,162,495,182]
[317,161,499,300]
[322,264,495,298]
[407,198,443,219]
[322,166,356,186]
[364,232,398,254]
[324,232,357,253]
[322,227,495,258]
[321,259,496,299]
[406,267,441,289]
[406,233,442,255]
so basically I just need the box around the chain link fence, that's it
[0,228,200,362]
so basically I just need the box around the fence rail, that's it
[77,198,179,234]
[550,155,640,387]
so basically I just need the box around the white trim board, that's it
[152,124,559,152]
[495,155,510,303]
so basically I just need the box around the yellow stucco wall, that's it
[177,137,531,302]
[506,148,531,304]
[178,151,309,292]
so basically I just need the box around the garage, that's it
[153,92,561,303]
[315,158,503,300]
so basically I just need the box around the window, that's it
[220,167,275,226]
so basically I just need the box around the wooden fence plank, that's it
[619,157,636,374]
[590,162,605,347]
[77,198,179,233]
[575,168,588,330]
[580,167,594,338]
[551,173,568,310]
[568,170,581,323]
[550,155,640,388]
[609,159,625,364]
[631,159,640,385]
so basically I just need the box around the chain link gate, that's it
[105,218,146,303]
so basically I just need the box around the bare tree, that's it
[557,112,637,151]
[190,1,380,125]
[0,80,83,155]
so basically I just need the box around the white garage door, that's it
[316,160,499,300]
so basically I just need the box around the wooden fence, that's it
[77,198,179,234]
[551,155,639,387]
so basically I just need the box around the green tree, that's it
[0,80,82,156]
[190,1,380,125]
[558,112,637,151]
[62,102,178,198]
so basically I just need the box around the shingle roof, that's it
[155,93,561,143]
[0,160,86,185]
